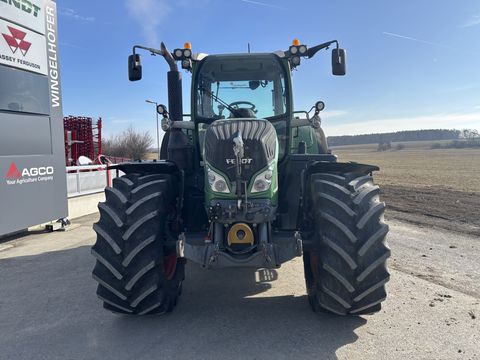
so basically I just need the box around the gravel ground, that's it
[0,214,479,360]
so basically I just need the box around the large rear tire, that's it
[303,172,390,315]
[92,173,185,315]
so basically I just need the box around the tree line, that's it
[327,129,461,146]
[103,126,153,160]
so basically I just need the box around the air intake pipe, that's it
[159,43,191,171]
[160,42,183,122]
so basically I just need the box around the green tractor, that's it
[91,39,390,316]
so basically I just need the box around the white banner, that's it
[0,18,47,75]
[0,0,46,34]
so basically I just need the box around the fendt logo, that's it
[5,162,54,185]
[2,26,31,56]
[226,158,253,165]
[1,0,42,18]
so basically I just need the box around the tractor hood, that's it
[204,119,277,183]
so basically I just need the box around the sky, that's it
[57,0,480,139]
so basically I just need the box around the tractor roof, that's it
[192,51,286,62]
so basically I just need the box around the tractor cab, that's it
[194,54,289,121]
[193,53,290,161]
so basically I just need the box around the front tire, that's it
[92,173,185,315]
[303,172,390,315]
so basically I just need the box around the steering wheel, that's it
[228,101,257,113]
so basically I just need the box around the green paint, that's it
[204,160,278,205]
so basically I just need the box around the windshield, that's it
[195,55,287,120]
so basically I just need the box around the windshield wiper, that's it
[199,85,239,117]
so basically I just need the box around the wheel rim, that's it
[164,253,177,280]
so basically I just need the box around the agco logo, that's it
[5,162,54,185]
[2,26,32,56]
[6,162,22,179]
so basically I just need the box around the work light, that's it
[157,104,168,115]
[291,56,301,67]
[182,59,192,70]
[174,49,183,59]
[289,45,298,55]
[183,48,192,58]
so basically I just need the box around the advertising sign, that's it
[0,0,67,237]
[0,0,46,34]
[0,18,47,75]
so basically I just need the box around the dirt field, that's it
[332,141,480,236]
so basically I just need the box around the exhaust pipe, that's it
[160,42,183,122]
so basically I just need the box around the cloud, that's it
[125,0,171,46]
[460,13,480,28]
[59,8,95,22]
[446,83,480,93]
[59,42,84,49]
[108,117,133,124]
[240,0,287,10]
[177,0,211,7]
[382,32,450,49]
[125,0,212,45]
[323,112,480,136]
[322,110,348,118]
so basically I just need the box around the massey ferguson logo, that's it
[5,162,54,185]
[2,26,31,56]
[226,158,253,165]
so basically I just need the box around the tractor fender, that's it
[303,161,379,179]
[108,160,185,217]
[108,160,180,176]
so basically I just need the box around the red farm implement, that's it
[64,116,102,166]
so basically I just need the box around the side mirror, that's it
[332,48,346,76]
[128,54,142,81]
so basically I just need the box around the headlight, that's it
[251,167,274,193]
[253,179,269,192]
[207,168,230,194]
[298,45,307,55]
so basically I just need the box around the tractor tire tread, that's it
[304,172,390,315]
[92,172,184,315]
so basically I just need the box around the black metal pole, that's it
[156,106,160,159]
